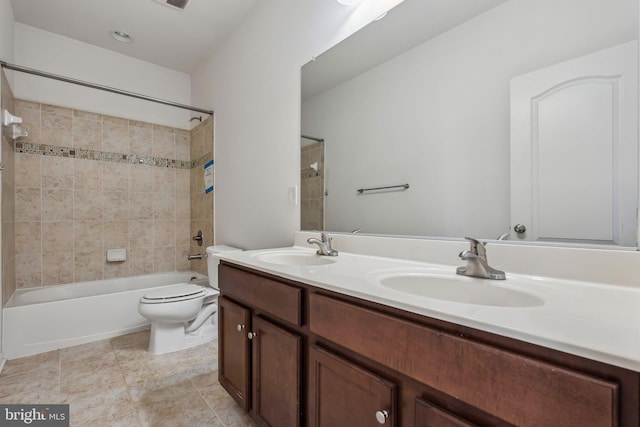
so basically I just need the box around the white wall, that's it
[302,0,637,239]
[191,0,404,250]
[0,0,14,361]
[13,24,192,129]
[0,0,14,85]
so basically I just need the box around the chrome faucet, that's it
[307,232,338,256]
[456,237,505,280]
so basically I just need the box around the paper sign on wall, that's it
[204,160,214,194]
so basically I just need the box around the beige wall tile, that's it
[153,193,176,220]
[154,220,176,247]
[129,247,154,276]
[129,122,152,157]
[42,252,75,286]
[41,107,72,146]
[73,115,103,151]
[130,165,154,190]
[103,117,129,154]
[129,220,153,249]
[103,221,129,249]
[15,188,42,221]
[103,191,129,221]
[153,168,175,193]
[15,221,41,256]
[43,221,74,254]
[129,192,154,220]
[104,260,129,279]
[176,169,190,195]
[75,250,104,282]
[103,162,130,191]
[15,154,41,188]
[15,255,42,288]
[42,156,74,189]
[176,194,190,220]
[74,159,102,190]
[42,189,73,221]
[11,101,200,287]
[175,130,190,162]
[74,190,103,220]
[176,220,190,247]
[153,246,175,273]
[152,127,175,159]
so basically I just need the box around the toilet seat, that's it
[140,284,207,304]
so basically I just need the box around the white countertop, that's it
[218,245,640,371]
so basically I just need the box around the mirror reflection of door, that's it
[510,41,638,246]
[301,136,325,230]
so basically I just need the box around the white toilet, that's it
[138,245,242,355]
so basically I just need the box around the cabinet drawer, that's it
[415,398,478,427]
[309,293,618,427]
[219,264,302,326]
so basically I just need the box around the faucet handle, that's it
[463,237,486,257]
[320,232,332,243]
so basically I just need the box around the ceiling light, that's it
[110,31,133,43]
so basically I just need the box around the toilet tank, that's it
[206,245,242,289]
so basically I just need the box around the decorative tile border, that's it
[192,152,213,169]
[14,141,199,169]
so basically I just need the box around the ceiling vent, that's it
[152,0,192,11]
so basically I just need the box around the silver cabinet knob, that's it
[514,224,526,233]
[375,410,389,424]
[236,324,245,332]
[247,331,257,340]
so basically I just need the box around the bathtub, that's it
[3,271,208,360]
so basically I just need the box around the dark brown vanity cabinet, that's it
[218,261,640,427]
[218,266,304,427]
[308,345,397,427]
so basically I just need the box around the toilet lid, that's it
[140,284,206,304]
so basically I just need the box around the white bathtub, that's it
[3,271,208,359]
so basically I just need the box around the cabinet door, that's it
[415,398,478,427]
[219,296,251,410]
[309,345,396,427]
[251,316,302,427]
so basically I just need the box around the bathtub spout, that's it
[185,302,217,333]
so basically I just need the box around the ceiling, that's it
[302,0,507,100]
[10,0,257,73]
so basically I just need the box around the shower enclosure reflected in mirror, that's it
[301,0,639,248]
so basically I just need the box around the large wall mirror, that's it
[301,0,639,248]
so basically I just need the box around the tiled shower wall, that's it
[189,117,214,276]
[1,71,16,304]
[301,141,324,230]
[11,100,212,288]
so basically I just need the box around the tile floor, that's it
[0,331,256,426]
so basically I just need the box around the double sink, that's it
[250,249,542,308]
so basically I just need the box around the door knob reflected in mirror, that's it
[514,224,527,233]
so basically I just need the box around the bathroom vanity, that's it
[217,235,640,427]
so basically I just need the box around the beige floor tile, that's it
[1,350,60,377]
[60,339,113,363]
[0,365,60,399]
[0,333,251,427]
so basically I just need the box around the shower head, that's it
[152,0,192,11]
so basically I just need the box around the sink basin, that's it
[375,272,543,307]
[253,251,337,266]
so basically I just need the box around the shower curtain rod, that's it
[0,61,213,115]
[301,134,324,142]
